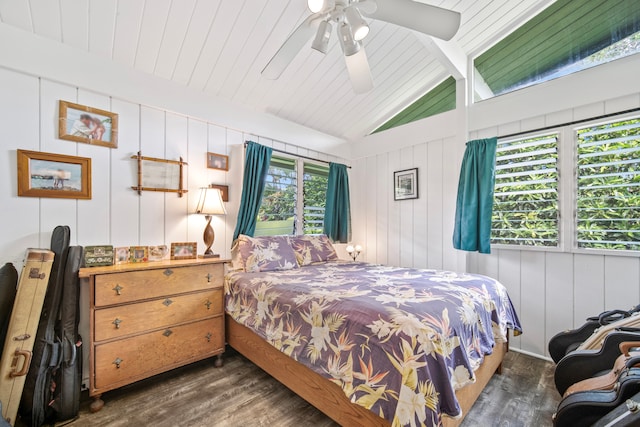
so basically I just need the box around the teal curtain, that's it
[452,137,498,254]
[233,141,273,241]
[323,163,351,243]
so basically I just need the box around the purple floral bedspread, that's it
[225,261,521,426]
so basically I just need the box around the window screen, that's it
[255,156,297,236]
[491,134,559,246]
[303,163,329,234]
[576,117,640,251]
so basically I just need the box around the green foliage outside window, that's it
[491,135,559,246]
[576,118,640,250]
[256,156,329,236]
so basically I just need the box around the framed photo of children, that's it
[17,149,92,200]
[58,100,118,148]
[394,168,418,200]
[207,152,229,171]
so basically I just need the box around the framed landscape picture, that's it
[58,100,118,148]
[17,149,92,199]
[394,168,418,201]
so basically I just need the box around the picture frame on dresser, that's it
[17,149,92,200]
[58,100,118,148]
[129,246,148,263]
[170,242,197,260]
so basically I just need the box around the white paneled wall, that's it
[351,134,466,273]
[352,60,640,360]
[468,93,640,359]
[0,69,246,266]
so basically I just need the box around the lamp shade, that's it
[195,187,227,215]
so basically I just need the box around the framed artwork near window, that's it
[17,149,92,199]
[394,168,418,200]
[58,100,118,148]
[207,152,229,171]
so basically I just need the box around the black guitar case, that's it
[553,360,640,427]
[549,306,640,363]
[19,225,70,427]
[592,390,640,426]
[0,262,18,355]
[49,246,83,422]
[555,330,640,395]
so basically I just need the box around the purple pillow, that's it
[230,235,298,272]
[289,235,338,266]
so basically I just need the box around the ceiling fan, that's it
[262,0,461,94]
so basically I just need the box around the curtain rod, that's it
[244,141,351,169]
[498,106,640,140]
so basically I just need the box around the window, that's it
[255,155,329,236]
[303,163,329,234]
[474,0,640,101]
[491,134,559,247]
[372,76,456,134]
[576,117,640,251]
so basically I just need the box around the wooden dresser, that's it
[79,258,228,412]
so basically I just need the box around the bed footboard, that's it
[225,314,507,427]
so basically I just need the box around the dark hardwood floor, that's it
[49,348,560,427]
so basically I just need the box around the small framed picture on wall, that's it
[394,168,418,201]
[207,152,229,171]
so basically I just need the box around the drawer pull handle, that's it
[204,299,212,310]
[163,298,173,307]
[205,332,212,343]
[113,357,123,369]
[163,329,173,337]
[112,318,122,329]
[206,273,212,283]
[113,284,123,295]
[164,269,173,277]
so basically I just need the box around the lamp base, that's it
[199,253,220,259]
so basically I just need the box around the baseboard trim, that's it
[509,347,553,363]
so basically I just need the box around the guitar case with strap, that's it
[553,360,640,427]
[0,249,55,426]
[49,246,83,422]
[0,263,18,355]
[19,226,70,427]
[549,306,640,363]
[555,330,640,395]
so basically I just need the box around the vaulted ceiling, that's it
[0,0,554,141]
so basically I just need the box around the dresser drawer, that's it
[94,317,223,390]
[94,289,222,341]
[94,264,223,306]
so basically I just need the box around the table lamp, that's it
[345,244,362,261]
[195,187,226,258]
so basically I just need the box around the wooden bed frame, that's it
[226,314,508,427]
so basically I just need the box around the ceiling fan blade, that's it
[262,13,324,80]
[344,47,374,94]
[365,0,461,41]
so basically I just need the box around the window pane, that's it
[474,0,640,101]
[576,117,640,251]
[255,156,296,236]
[303,163,329,234]
[491,134,559,246]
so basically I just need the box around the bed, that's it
[224,235,521,427]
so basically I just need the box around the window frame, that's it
[490,112,640,257]
[256,153,329,237]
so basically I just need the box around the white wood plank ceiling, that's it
[0,0,553,141]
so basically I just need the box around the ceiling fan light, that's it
[311,20,332,53]
[344,6,369,41]
[338,22,360,56]
[307,0,327,13]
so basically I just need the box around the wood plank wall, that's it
[0,66,345,388]
[351,91,640,360]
